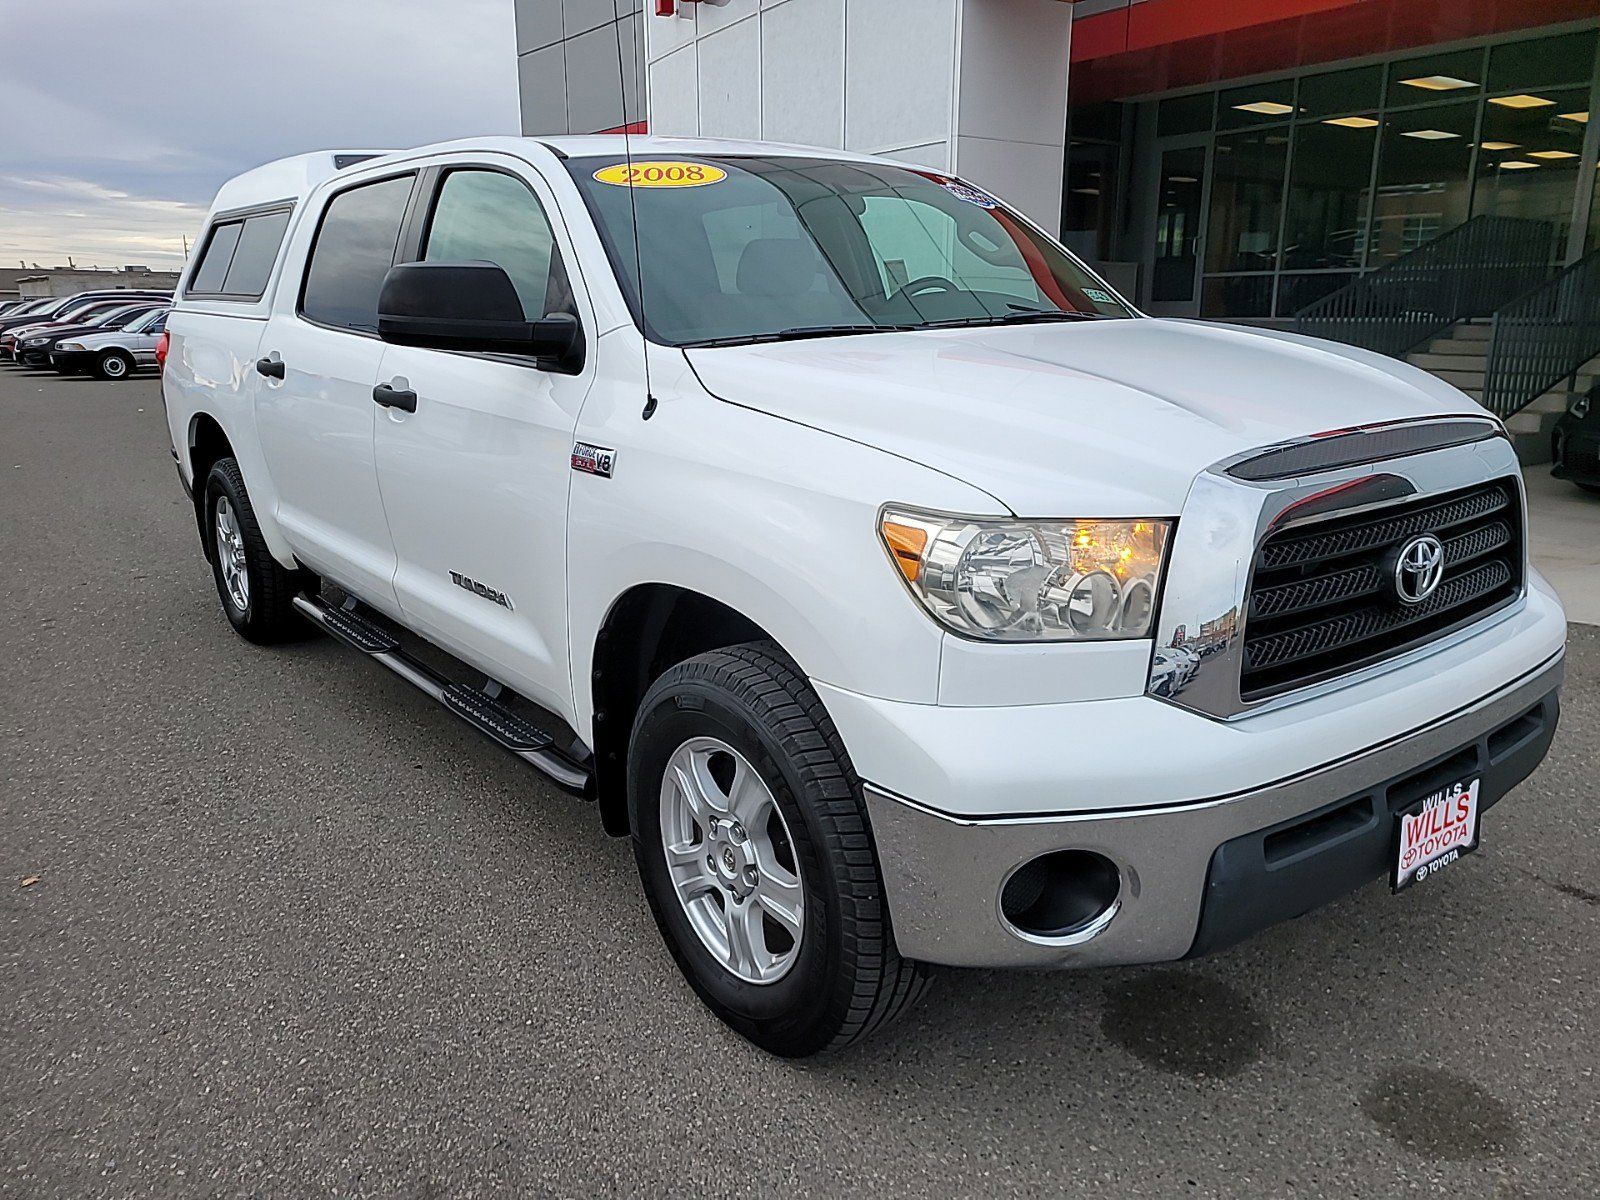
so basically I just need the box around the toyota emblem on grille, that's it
[1393,533,1445,605]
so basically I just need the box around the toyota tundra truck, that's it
[162,138,1566,1056]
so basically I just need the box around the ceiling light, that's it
[1168,175,1198,184]
[1558,111,1589,123]
[1323,116,1380,128]
[1072,187,1101,195]
[1479,141,1520,151]
[1400,75,1477,91]
[1498,161,1540,170]
[1231,101,1296,115]
[1527,150,1579,160]
[1489,94,1556,109]
[1402,129,1460,140]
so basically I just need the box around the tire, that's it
[94,350,133,380]
[203,458,310,643]
[628,642,931,1057]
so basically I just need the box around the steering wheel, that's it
[894,276,962,302]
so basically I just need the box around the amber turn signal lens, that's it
[881,520,929,583]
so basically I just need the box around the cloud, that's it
[0,0,518,268]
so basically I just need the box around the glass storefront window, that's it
[1219,79,1296,130]
[1387,48,1485,107]
[1488,29,1598,92]
[1158,92,1214,137]
[1202,274,1274,317]
[1368,101,1477,265]
[1277,271,1359,316]
[1475,85,1590,256]
[1151,146,1206,302]
[1299,66,1384,119]
[1283,118,1378,269]
[1208,130,1289,273]
[1092,24,1600,320]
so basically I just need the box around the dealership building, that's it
[517,0,1600,449]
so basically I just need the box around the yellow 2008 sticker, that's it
[593,161,727,188]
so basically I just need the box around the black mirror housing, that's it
[377,261,583,373]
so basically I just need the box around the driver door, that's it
[372,160,595,719]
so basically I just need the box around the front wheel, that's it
[94,350,134,380]
[629,643,931,1057]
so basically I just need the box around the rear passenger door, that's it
[256,171,417,613]
[371,161,595,719]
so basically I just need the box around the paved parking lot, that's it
[4,368,1598,1198]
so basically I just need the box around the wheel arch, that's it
[588,583,782,836]
[187,413,235,559]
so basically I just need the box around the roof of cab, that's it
[531,134,894,165]
[206,149,396,216]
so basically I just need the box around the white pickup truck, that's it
[163,138,1566,1056]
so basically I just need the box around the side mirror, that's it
[377,261,583,373]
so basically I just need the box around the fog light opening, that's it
[999,850,1121,943]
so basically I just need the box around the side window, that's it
[222,210,291,297]
[301,175,415,333]
[423,169,572,319]
[189,222,243,294]
[186,209,293,299]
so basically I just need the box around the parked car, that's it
[3,295,168,361]
[0,296,57,323]
[0,290,168,340]
[1551,384,1600,496]
[52,306,169,378]
[164,141,1565,1056]
[14,302,164,368]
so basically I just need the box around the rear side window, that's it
[300,174,415,333]
[187,208,292,299]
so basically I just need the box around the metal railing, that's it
[1295,216,1556,358]
[1481,247,1600,419]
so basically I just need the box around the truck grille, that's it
[1240,479,1523,701]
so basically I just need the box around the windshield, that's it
[565,153,1134,347]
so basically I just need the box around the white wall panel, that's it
[649,44,700,136]
[698,16,763,140]
[844,0,956,153]
[761,0,845,148]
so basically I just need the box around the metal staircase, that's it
[1294,219,1600,460]
[1295,215,1556,359]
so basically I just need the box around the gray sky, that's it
[0,0,519,270]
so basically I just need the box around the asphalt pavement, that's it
[4,368,1598,1198]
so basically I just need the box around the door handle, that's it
[256,356,285,379]
[373,382,418,413]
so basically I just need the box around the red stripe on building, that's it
[1071,0,1599,103]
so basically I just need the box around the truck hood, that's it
[685,319,1487,517]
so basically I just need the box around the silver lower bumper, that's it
[864,652,1564,969]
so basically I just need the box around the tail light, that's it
[155,330,170,372]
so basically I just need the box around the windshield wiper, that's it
[681,324,909,349]
[920,309,1105,331]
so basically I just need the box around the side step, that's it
[292,593,591,795]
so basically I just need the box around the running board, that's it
[292,593,592,795]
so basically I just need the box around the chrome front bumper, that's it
[864,650,1563,969]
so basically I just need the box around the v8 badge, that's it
[571,442,616,478]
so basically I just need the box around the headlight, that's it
[880,509,1172,641]
[57,342,85,352]
[24,337,47,347]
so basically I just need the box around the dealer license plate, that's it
[1393,777,1481,892]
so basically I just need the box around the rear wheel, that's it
[629,642,931,1057]
[203,458,311,643]
[94,350,133,380]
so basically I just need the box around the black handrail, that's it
[1481,248,1600,420]
[1294,215,1555,358]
